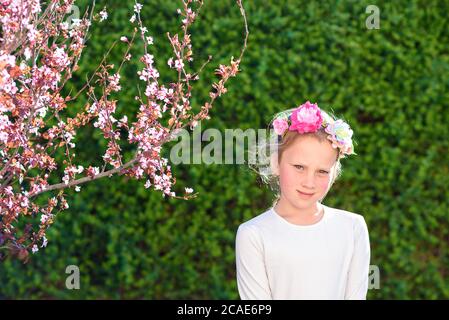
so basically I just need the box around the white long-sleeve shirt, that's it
[235,204,370,300]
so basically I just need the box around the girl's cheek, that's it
[279,171,295,189]
[279,166,294,183]
[317,176,331,190]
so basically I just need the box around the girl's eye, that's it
[294,165,304,170]
[319,170,329,174]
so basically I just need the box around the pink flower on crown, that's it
[273,118,289,135]
[289,101,323,134]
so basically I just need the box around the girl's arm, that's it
[235,224,272,300]
[345,215,371,299]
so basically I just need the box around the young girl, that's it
[235,101,370,300]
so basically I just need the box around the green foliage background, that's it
[1,0,448,299]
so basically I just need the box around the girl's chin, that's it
[292,196,319,206]
[280,192,320,207]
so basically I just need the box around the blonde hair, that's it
[251,108,343,199]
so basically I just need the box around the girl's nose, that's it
[301,173,316,189]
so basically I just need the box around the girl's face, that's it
[274,135,338,213]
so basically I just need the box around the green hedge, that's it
[1,0,448,299]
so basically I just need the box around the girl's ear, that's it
[270,152,280,176]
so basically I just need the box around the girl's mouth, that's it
[297,190,315,197]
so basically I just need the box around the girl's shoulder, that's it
[324,204,368,231]
[237,208,274,233]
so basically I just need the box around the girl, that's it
[235,101,370,300]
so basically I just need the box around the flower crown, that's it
[272,101,356,158]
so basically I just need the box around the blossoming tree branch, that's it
[0,0,248,262]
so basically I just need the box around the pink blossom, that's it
[24,47,32,60]
[134,3,143,14]
[143,54,154,65]
[41,214,50,224]
[120,115,128,124]
[51,47,70,69]
[107,74,121,92]
[174,59,184,70]
[144,82,158,97]
[99,8,108,22]
[86,166,100,178]
[41,236,48,248]
[138,66,159,81]
[0,115,12,144]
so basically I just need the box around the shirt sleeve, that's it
[235,224,272,300]
[345,215,371,300]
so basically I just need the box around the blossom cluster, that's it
[0,0,247,261]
